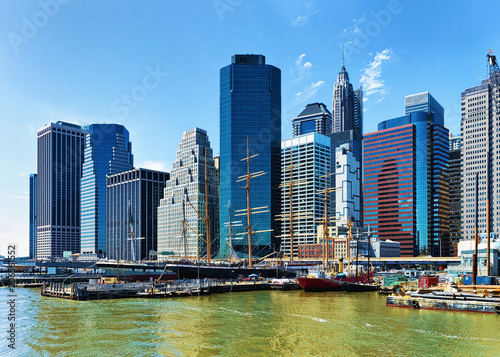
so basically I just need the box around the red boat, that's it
[297,271,373,292]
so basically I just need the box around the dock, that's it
[41,280,275,301]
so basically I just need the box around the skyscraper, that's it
[157,128,219,260]
[449,134,462,256]
[219,54,281,259]
[81,124,133,257]
[280,133,331,259]
[461,54,500,248]
[364,94,449,257]
[106,168,168,261]
[29,173,37,259]
[36,121,88,259]
[335,143,361,227]
[332,63,362,138]
[292,103,332,136]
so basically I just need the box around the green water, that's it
[2,288,500,356]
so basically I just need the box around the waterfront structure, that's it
[106,168,168,261]
[334,143,361,227]
[364,94,449,257]
[280,133,331,259]
[461,55,500,248]
[292,103,332,136]
[219,54,281,259]
[449,134,462,256]
[80,124,133,257]
[29,173,37,259]
[36,122,88,259]
[332,63,362,138]
[157,128,219,260]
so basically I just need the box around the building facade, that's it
[364,98,449,257]
[332,63,362,138]
[461,56,500,247]
[449,134,462,256]
[219,54,281,259]
[157,128,219,260]
[292,103,332,136]
[36,122,87,259]
[29,173,37,259]
[280,133,331,259]
[335,143,361,227]
[106,168,168,261]
[81,124,133,257]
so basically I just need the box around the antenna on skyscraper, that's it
[342,43,345,66]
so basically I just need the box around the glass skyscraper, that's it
[29,173,37,259]
[219,54,281,259]
[292,103,332,136]
[157,128,219,260]
[332,63,362,138]
[449,134,462,256]
[364,95,449,257]
[36,121,88,259]
[106,168,168,261]
[81,124,133,257]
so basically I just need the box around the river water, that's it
[1,287,500,356]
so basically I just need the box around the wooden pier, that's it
[41,280,275,301]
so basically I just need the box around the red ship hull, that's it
[297,272,372,292]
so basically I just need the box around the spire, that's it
[342,43,345,67]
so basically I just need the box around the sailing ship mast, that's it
[235,137,271,268]
[317,160,339,271]
[184,145,212,263]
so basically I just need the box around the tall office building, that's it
[405,92,444,124]
[29,173,37,259]
[36,121,87,259]
[81,124,133,257]
[335,144,361,226]
[449,134,462,256]
[292,103,332,136]
[331,63,363,230]
[219,54,281,258]
[332,63,362,138]
[106,168,168,261]
[157,128,219,260]
[364,94,449,257]
[280,133,331,259]
[461,54,500,245]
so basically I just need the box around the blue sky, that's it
[0,0,498,257]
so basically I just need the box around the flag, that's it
[489,49,494,54]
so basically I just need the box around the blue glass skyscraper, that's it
[29,173,37,259]
[81,124,133,257]
[219,54,281,259]
[365,93,449,256]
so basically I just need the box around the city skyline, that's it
[1,1,500,256]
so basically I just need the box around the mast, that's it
[182,197,187,257]
[246,138,252,268]
[472,173,479,285]
[487,150,491,276]
[235,137,269,269]
[347,216,353,277]
[322,160,330,270]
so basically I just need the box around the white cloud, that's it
[295,80,325,102]
[285,0,318,27]
[138,160,169,172]
[341,13,367,47]
[291,54,314,83]
[360,48,393,102]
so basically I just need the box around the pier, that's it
[41,279,274,301]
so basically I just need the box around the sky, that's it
[0,0,498,257]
